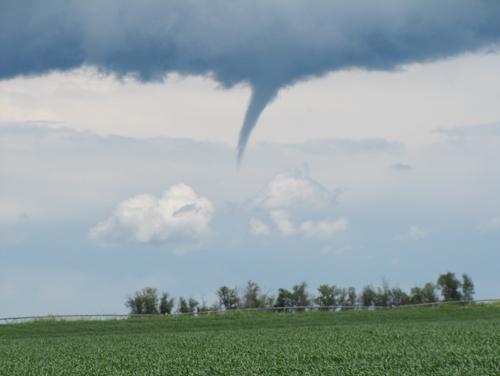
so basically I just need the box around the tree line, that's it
[125,272,475,315]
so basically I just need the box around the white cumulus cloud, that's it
[299,218,348,239]
[257,171,332,211]
[89,184,214,246]
[248,218,271,236]
[270,210,295,236]
[250,170,347,239]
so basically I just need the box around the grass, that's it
[0,304,499,375]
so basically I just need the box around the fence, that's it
[0,299,498,325]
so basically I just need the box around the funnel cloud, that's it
[2,1,500,160]
[238,85,279,162]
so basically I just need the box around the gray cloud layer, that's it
[2,1,500,159]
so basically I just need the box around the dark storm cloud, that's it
[2,1,500,160]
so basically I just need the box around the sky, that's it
[1,1,500,316]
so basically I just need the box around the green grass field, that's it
[0,305,499,375]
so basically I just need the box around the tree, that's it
[391,288,410,306]
[126,287,159,314]
[142,288,159,314]
[198,301,208,313]
[176,297,198,314]
[188,298,199,313]
[315,284,337,309]
[159,292,175,315]
[437,272,462,301]
[375,281,392,307]
[198,299,214,314]
[242,280,259,308]
[462,274,475,302]
[292,282,311,310]
[217,286,240,310]
[257,293,275,309]
[126,293,145,314]
[242,280,268,309]
[178,297,190,313]
[410,286,424,304]
[360,286,377,307]
[274,288,294,311]
[346,287,357,307]
[316,285,357,310]
[411,282,438,304]
[421,282,438,303]
[273,283,311,311]
[336,288,348,307]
